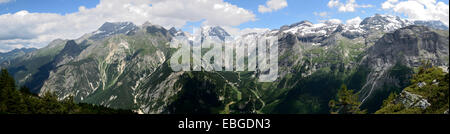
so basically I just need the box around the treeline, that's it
[0,69,134,114]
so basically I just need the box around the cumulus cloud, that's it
[328,0,374,12]
[313,11,329,17]
[258,0,288,13]
[320,19,343,24]
[382,0,399,9]
[346,16,363,25]
[0,44,24,53]
[381,0,449,26]
[326,19,343,24]
[0,0,256,51]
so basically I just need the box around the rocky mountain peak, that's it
[360,14,412,32]
[168,27,185,36]
[280,20,313,31]
[142,21,153,27]
[52,40,83,67]
[201,26,230,41]
[168,27,177,33]
[3,48,37,54]
[291,20,314,27]
[145,24,170,36]
[89,22,138,40]
[98,22,136,31]
[59,40,81,57]
[0,48,37,63]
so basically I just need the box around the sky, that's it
[0,0,449,52]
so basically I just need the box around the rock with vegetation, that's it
[394,91,430,110]
[375,63,449,114]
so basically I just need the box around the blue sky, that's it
[0,0,99,14]
[228,0,386,29]
[0,0,449,52]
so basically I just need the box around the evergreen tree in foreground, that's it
[0,69,27,113]
[329,85,367,114]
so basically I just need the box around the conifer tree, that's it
[329,85,367,114]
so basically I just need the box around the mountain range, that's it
[0,14,448,114]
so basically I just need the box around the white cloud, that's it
[319,19,342,25]
[328,0,374,12]
[0,44,24,53]
[258,0,288,13]
[346,16,363,25]
[381,0,449,26]
[313,11,329,17]
[0,0,256,51]
[0,0,11,4]
[382,0,399,9]
[322,19,343,24]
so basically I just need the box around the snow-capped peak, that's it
[360,14,412,32]
[280,20,339,37]
[89,22,137,40]
[200,26,230,41]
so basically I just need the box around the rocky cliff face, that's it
[38,22,173,112]
[360,26,449,107]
